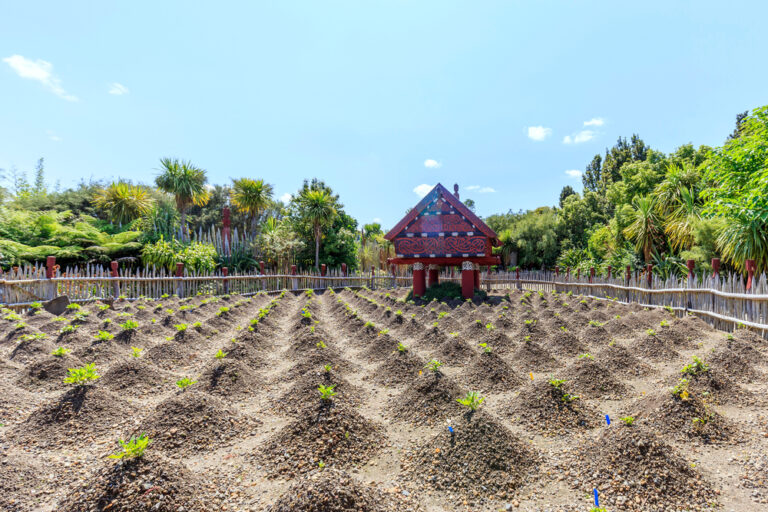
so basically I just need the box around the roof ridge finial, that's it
[453,183,459,200]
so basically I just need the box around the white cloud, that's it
[565,169,582,178]
[46,130,62,142]
[424,159,441,169]
[372,217,382,224]
[466,185,495,193]
[527,126,552,141]
[279,192,292,203]
[563,130,595,144]
[413,184,433,198]
[583,117,604,127]
[109,82,129,95]
[2,55,78,101]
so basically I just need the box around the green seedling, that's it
[323,364,332,373]
[424,359,443,373]
[620,416,635,426]
[397,342,408,353]
[64,363,100,385]
[437,311,448,319]
[192,321,202,329]
[175,323,188,332]
[60,324,77,334]
[588,320,604,327]
[646,329,656,336]
[51,346,71,357]
[364,321,376,329]
[214,349,227,359]
[318,384,337,400]
[117,312,133,317]
[109,433,151,459]
[681,356,709,376]
[20,333,46,342]
[561,392,579,403]
[216,306,230,316]
[548,376,566,389]
[578,353,594,360]
[95,330,115,341]
[485,323,494,331]
[660,319,670,327]
[176,377,197,390]
[560,326,568,332]
[479,342,492,353]
[131,346,143,358]
[52,316,67,322]
[316,341,327,349]
[98,304,110,311]
[378,329,389,335]
[671,378,690,400]
[524,335,531,342]
[457,391,485,411]
[15,322,27,330]
[66,303,81,310]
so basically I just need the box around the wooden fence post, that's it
[222,267,229,295]
[259,261,265,275]
[589,267,595,284]
[625,265,631,303]
[110,260,120,299]
[515,267,521,290]
[45,256,56,300]
[746,259,756,292]
[646,264,653,288]
[711,258,720,279]
[606,266,612,280]
[176,262,184,297]
[291,265,298,291]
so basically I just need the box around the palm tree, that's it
[497,229,516,268]
[653,163,700,216]
[297,189,337,269]
[230,178,273,232]
[623,195,663,263]
[92,182,154,227]
[155,158,210,239]
[717,215,768,274]
[663,187,701,252]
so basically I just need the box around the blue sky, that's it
[1,1,766,229]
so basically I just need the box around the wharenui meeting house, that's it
[384,183,501,300]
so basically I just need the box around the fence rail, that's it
[2,264,767,337]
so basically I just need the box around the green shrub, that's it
[64,363,100,385]
[120,319,139,331]
[140,237,217,273]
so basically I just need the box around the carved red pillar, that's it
[686,260,695,280]
[746,259,756,291]
[341,263,347,277]
[291,264,298,291]
[222,206,231,254]
[606,266,612,279]
[566,267,570,281]
[320,264,327,276]
[473,265,480,289]
[110,260,120,298]
[711,258,720,279]
[555,266,560,277]
[175,262,184,297]
[259,261,265,275]
[413,263,426,298]
[461,261,474,299]
[46,256,56,279]
[427,264,439,288]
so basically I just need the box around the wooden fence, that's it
[2,262,767,337]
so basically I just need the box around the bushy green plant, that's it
[216,306,230,316]
[175,323,188,332]
[109,433,151,459]
[681,356,709,376]
[120,319,139,331]
[64,363,100,385]
[95,330,115,341]
[141,237,217,273]
[51,346,71,357]
[60,324,77,334]
[318,384,337,400]
[20,332,46,341]
[176,377,197,390]
[456,391,485,411]
[66,303,81,310]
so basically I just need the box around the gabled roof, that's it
[384,183,499,245]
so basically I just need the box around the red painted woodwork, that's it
[473,269,480,289]
[461,267,474,299]
[428,267,439,287]
[413,267,426,297]
[388,256,500,266]
[393,235,488,257]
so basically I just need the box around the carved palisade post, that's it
[461,261,474,300]
[412,263,426,298]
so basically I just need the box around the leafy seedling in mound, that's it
[478,342,492,353]
[456,391,485,416]
[176,377,197,390]
[131,346,143,358]
[424,359,443,376]
[214,349,227,359]
[120,319,139,331]
[397,342,408,353]
[681,355,709,376]
[318,384,337,401]
[620,416,635,426]
[94,330,114,341]
[64,363,100,385]
[109,433,151,460]
[51,346,71,357]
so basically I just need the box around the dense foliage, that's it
[488,105,768,276]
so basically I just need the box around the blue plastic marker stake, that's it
[605,414,611,426]
[448,426,454,434]
[594,488,599,507]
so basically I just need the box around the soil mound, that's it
[508,341,559,372]
[9,336,56,364]
[542,330,586,357]
[563,425,718,511]
[100,359,177,396]
[199,359,260,397]
[402,413,538,502]
[640,392,738,444]
[595,344,653,377]
[137,391,258,456]
[275,372,365,417]
[266,469,405,512]
[260,404,384,477]
[562,358,631,399]
[387,373,464,426]
[371,349,425,386]
[145,340,198,370]
[629,333,680,361]
[434,337,475,364]
[462,352,523,392]
[57,454,214,512]
[708,343,763,382]
[505,380,601,435]
[16,355,85,391]
[12,385,133,447]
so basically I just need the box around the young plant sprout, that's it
[64,363,100,385]
[578,353,594,360]
[397,342,408,353]
[456,391,485,411]
[660,319,670,327]
[681,356,709,376]
[646,329,657,336]
[51,346,71,357]
[214,349,227,359]
[323,364,332,373]
[424,359,443,373]
[485,323,494,330]
[60,324,77,334]
[98,304,110,311]
[316,341,327,349]
[478,342,492,354]
[671,378,690,400]
[176,377,197,390]
[216,306,230,316]
[318,384,337,400]
[131,346,143,358]
[120,319,139,331]
[192,321,202,329]
[95,330,115,341]
[109,433,151,460]
[66,303,81,310]
[175,323,188,332]
[620,416,635,426]
[548,376,566,389]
